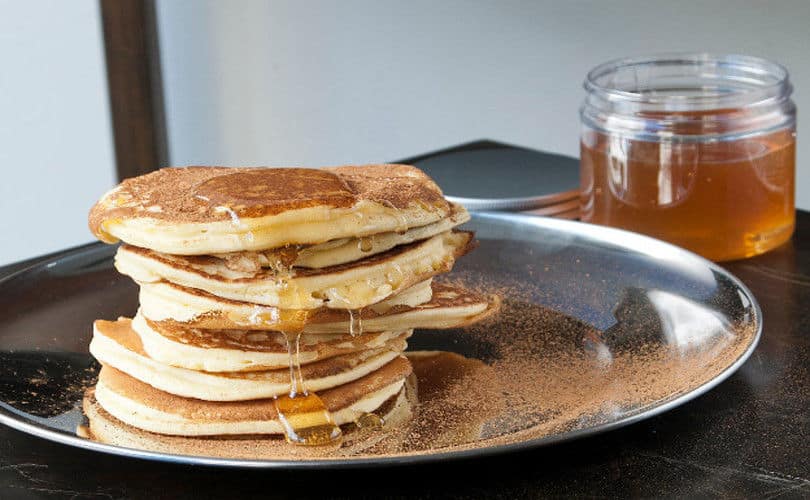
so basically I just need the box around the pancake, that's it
[90,318,408,401]
[115,230,473,309]
[91,357,412,436]
[307,290,500,334]
[140,281,500,333]
[137,278,433,330]
[81,375,416,458]
[132,313,411,372]
[211,202,469,271]
[89,165,451,255]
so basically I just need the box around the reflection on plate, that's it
[0,213,760,467]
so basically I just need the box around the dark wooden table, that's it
[1,210,808,499]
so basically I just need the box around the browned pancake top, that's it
[97,356,413,422]
[88,165,449,238]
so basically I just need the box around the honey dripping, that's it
[96,225,117,244]
[208,200,258,244]
[347,308,364,337]
[354,412,384,430]
[345,309,380,429]
[395,210,409,234]
[382,200,409,234]
[358,236,374,253]
[386,263,406,290]
[266,245,299,276]
[273,314,342,446]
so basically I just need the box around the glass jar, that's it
[580,54,796,261]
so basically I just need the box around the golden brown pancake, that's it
[89,165,452,254]
[137,277,433,329]
[210,202,469,271]
[139,281,500,332]
[132,313,411,372]
[81,375,417,459]
[91,358,412,436]
[90,317,409,401]
[115,230,474,309]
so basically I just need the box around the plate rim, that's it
[0,212,762,468]
[446,189,580,211]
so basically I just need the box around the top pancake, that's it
[89,165,452,255]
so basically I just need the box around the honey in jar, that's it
[580,54,796,261]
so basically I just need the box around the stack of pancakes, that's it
[83,165,498,446]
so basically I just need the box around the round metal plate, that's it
[412,147,580,211]
[0,213,760,468]
[520,198,580,216]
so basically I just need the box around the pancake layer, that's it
[132,313,411,372]
[90,318,408,401]
[212,203,469,270]
[92,358,411,436]
[115,230,473,309]
[89,165,451,255]
[137,278,434,330]
[139,280,499,333]
[82,375,416,458]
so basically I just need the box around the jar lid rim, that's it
[584,53,791,106]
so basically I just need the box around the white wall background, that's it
[0,0,116,265]
[157,0,810,207]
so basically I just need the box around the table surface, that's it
[1,148,808,499]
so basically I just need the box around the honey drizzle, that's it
[354,412,385,430]
[214,204,243,227]
[264,245,299,276]
[274,322,342,446]
[186,192,391,445]
[209,201,257,244]
[347,308,364,337]
[359,236,374,253]
[383,200,410,234]
[288,331,304,396]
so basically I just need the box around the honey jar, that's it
[580,54,796,261]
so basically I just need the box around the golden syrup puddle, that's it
[354,412,385,430]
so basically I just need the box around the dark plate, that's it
[0,213,760,467]
[406,143,580,211]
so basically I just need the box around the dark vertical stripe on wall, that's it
[100,0,168,180]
